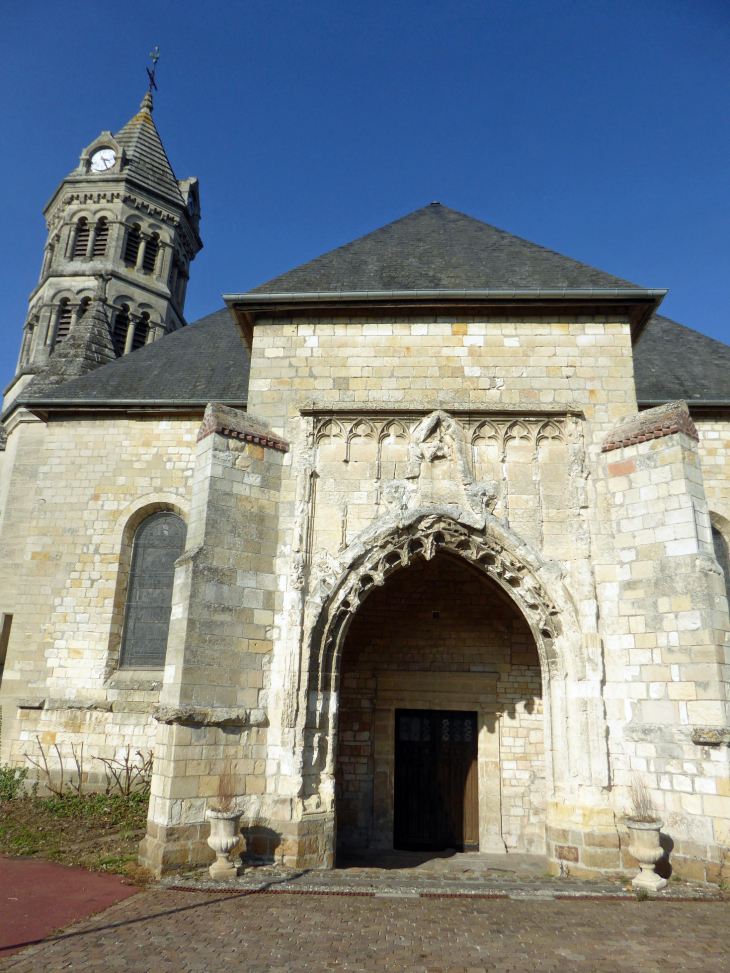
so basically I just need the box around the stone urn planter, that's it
[206,808,243,880]
[626,818,667,891]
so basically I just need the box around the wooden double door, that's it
[393,709,479,851]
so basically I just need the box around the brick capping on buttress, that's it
[601,399,699,453]
[197,401,289,451]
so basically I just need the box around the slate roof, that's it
[113,100,185,207]
[14,206,730,412]
[21,309,249,406]
[15,306,730,411]
[249,203,642,294]
[634,314,730,404]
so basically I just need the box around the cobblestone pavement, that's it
[2,887,729,972]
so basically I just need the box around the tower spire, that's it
[142,46,160,112]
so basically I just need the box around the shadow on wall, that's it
[656,832,675,879]
[241,825,281,863]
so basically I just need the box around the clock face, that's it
[90,148,117,172]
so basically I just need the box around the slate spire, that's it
[113,96,185,206]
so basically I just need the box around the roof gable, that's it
[249,204,642,294]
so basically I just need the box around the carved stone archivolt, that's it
[303,505,575,696]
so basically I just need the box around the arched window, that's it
[712,525,730,605]
[113,305,131,355]
[142,233,159,274]
[54,299,73,345]
[73,218,90,259]
[93,217,109,257]
[124,224,142,265]
[119,512,186,668]
[133,312,150,350]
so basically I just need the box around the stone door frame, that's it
[373,671,505,854]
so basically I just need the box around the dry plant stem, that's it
[24,736,65,797]
[95,747,154,796]
[629,773,658,822]
[70,743,84,796]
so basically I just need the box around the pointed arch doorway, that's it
[334,551,546,859]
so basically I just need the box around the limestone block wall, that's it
[246,315,636,425]
[594,404,730,883]
[141,407,289,874]
[0,413,199,773]
[696,417,730,535]
[336,555,545,856]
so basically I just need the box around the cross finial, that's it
[142,47,160,111]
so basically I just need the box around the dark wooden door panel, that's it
[394,709,478,851]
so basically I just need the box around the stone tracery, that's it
[305,507,570,695]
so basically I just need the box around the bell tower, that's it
[4,69,203,407]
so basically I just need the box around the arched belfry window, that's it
[93,217,109,257]
[712,525,730,606]
[124,224,142,265]
[133,312,150,350]
[73,218,90,259]
[119,512,187,668]
[54,299,73,345]
[142,233,159,274]
[113,305,131,355]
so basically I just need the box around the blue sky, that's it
[1,0,728,391]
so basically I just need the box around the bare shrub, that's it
[628,773,659,822]
[24,736,86,796]
[95,748,153,796]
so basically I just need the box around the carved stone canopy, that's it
[305,506,570,694]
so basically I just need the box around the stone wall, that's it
[592,402,730,883]
[140,406,291,874]
[0,413,199,774]
[336,554,545,856]
[696,418,730,534]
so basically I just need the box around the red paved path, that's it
[0,857,138,959]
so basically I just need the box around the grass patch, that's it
[0,791,151,882]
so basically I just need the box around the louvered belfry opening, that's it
[92,217,109,257]
[113,305,131,355]
[142,234,159,274]
[119,511,187,668]
[54,301,73,345]
[72,219,90,259]
[124,224,142,265]
[133,312,150,350]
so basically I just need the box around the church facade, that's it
[2,94,730,883]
